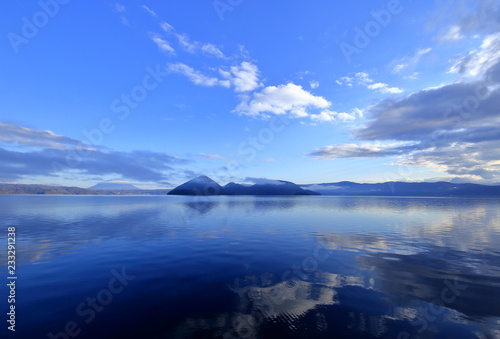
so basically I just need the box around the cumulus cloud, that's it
[308,53,500,182]
[148,22,329,123]
[336,72,404,94]
[219,62,261,92]
[167,63,230,88]
[234,83,331,118]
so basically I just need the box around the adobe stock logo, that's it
[47,268,135,339]
[213,0,243,21]
[339,0,407,63]
[7,0,71,54]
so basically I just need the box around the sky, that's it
[1,0,500,188]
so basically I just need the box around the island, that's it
[167,176,320,196]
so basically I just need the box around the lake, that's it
[1,195,500,338]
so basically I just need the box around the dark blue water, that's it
[1,195,500,338]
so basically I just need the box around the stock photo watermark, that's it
[51,63,169,179]
[6,226,17,332]
[213,0,244,22]
[7,0,71,54]
[397,277,468,339]
[47,267,135,339]
[237,116,291,162]
[339,0,408,63]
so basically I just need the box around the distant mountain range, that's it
[1,177,499,196]
[88,181,140,191]
[0,184,170,195]
[300,181,500,196]
[168,176,319,196]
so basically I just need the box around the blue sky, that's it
[1,0,500,188]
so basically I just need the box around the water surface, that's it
[1,195,499,338]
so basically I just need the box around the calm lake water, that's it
[1,195,500,338]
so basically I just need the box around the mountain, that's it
[0,184,91,195]
[88,181,140,191]
[168,176,223,195]
[168,177,320,196]
[0,183,170,195]
[222,180,320,195]
[300,181,500,196]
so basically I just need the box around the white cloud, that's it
[367,82,404,94]
[201,43,225,58]
[448,33,500,78]
[310,108,362,123]
[176,33,197,53]
[336,77,353,87]
[149,22,227,76]
[337,72,403,94]
[159,22,225,59]
[392,48,432,77]
[355,72,372,84]
[220,62,261,92]
[149,33,175,54]
[296,70,313,79]
[142,5,157,17]
[310,81,319,89]
[167,63,230,88]
[439,25,464,42]
[404,72,420,80]
[235,83,331,118]
[160,22,174,33]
